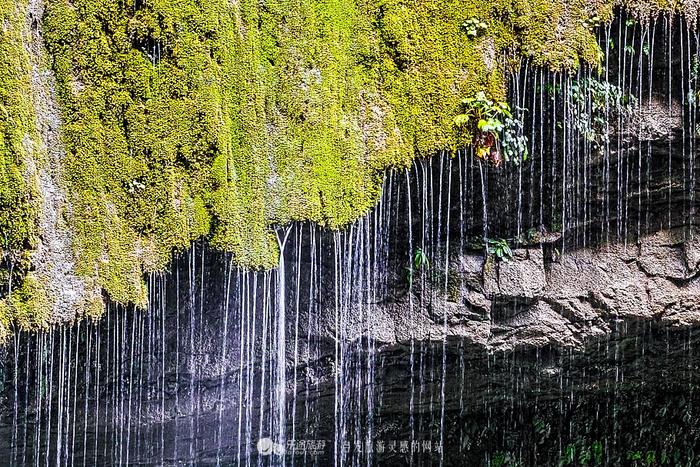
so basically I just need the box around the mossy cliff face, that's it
[0,0,697,332]
[0,0,50,339]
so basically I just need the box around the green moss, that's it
[0,0,39,264]
[0,273,52,342]
[2,273,50,329]
[0,0,696,332]
[0,0,49,340]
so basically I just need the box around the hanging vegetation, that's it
[454,92,529,166]
[0,0,698,333]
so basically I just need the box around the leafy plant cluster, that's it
[462,18,488,37]
[405,247,430,289]
[454,92,529,166]
[501,111,529,163]
[559,439,604,466]
[579,15,602,30]
[570,78,637,147]
[486,238,513,262]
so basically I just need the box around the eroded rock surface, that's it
[25,0,94,322]
[331,229,700,351]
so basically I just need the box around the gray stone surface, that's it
[345,229,700,351]
[24,0,95,322]
[483,248,545,301]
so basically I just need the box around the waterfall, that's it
[1,9,700,467]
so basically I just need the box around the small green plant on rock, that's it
[491,451,521,467]
[570,78,637,147]
[462,18,488,37]
[486,238,513,262]
[501,110,529,163]
[454,92,528,166]
[579,15,602,30]
[559,439,604,466]
[414,247,430,269]
[405,247,430,288]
